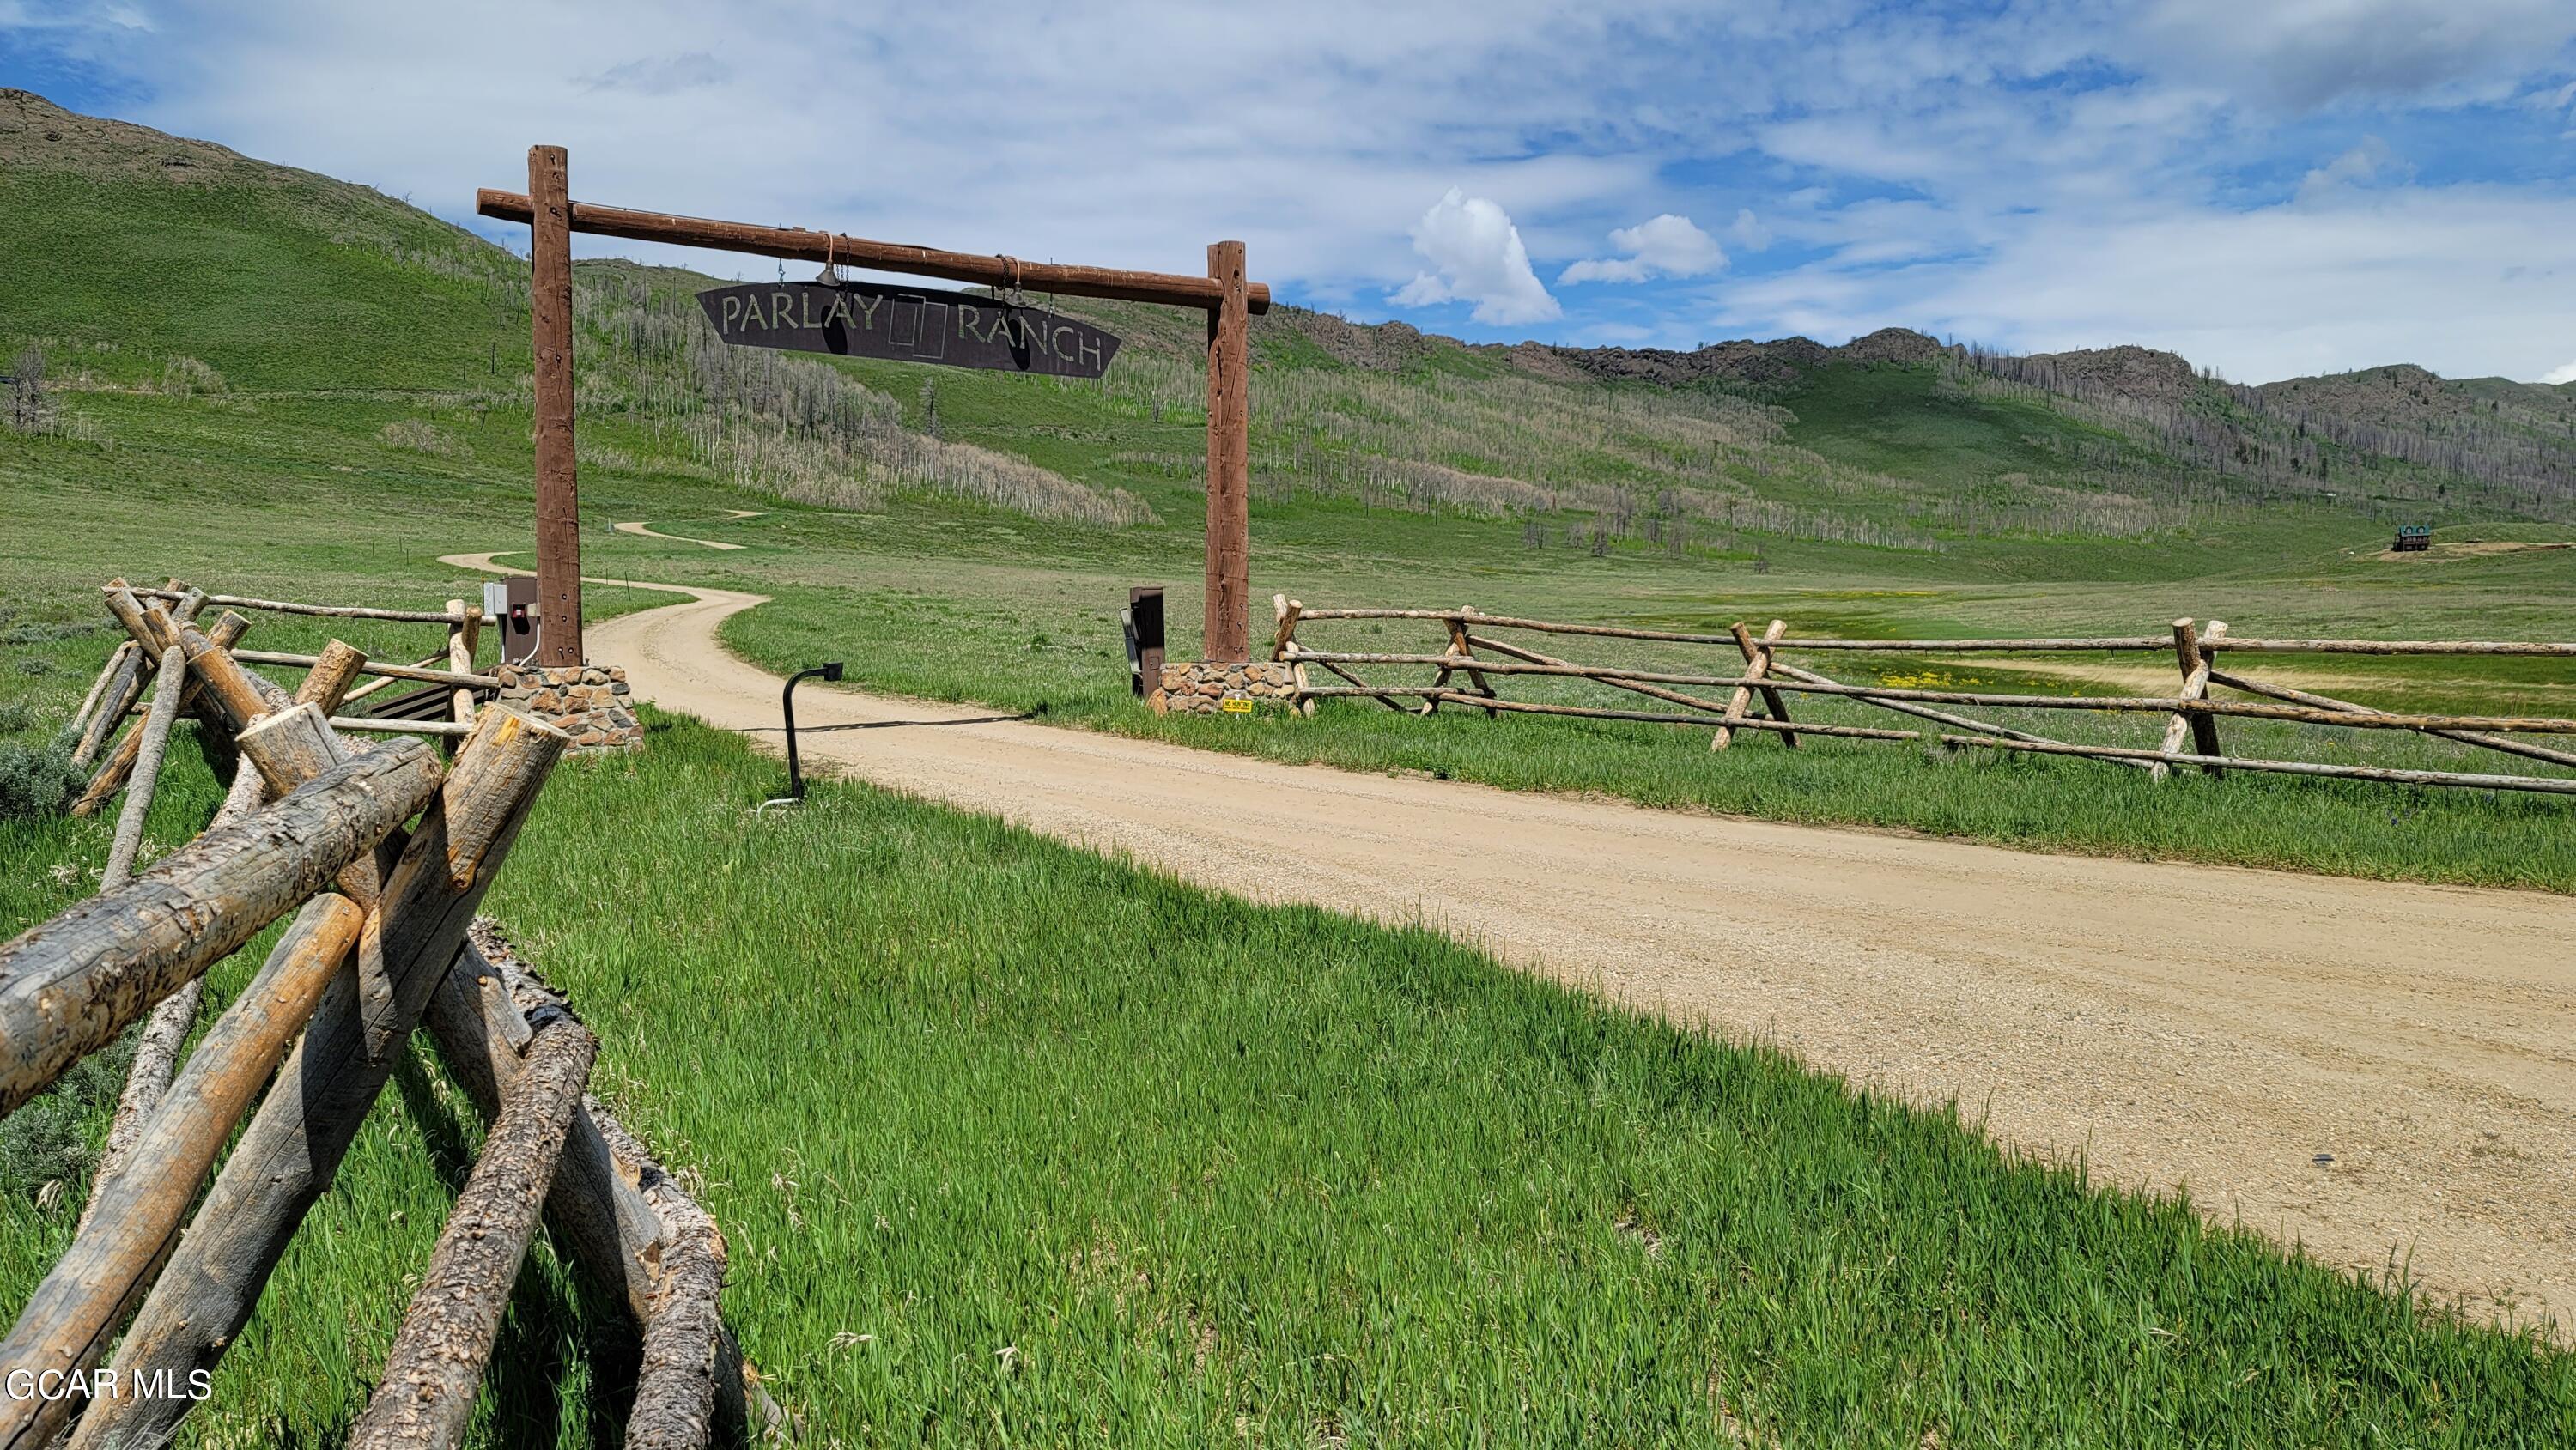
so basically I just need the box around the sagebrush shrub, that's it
[0,734,85,821]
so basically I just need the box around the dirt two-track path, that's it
[448,553,2576,1332]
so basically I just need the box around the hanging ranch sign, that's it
[696,280,1122,379]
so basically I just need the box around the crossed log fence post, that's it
[1273,597,2576,797]
[2,580,784,1448]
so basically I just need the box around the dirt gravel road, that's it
[449,555,2576,1330]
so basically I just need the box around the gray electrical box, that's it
[482,577,542,665]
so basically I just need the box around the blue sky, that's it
[6,0,2574,384]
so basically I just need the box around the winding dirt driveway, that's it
[611,521,743,550]
[447,553,2576,1331]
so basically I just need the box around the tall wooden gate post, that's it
[529,145,583,667]
[1204,240,1251,662]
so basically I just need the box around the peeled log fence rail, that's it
[0,743,441,1117]
[69,582,501,752]
[233,648,501,690]
[130,585,490,626]
[1274,596,2576,798]
[1295,608,2576,656]
[348,1016,600,1450]
[1,578,782,1448]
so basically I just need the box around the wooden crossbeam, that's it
[1759,656,2151,771]
[130,585,483,626]
[1941,734,2576,795]
[475,188,1273,315]
[1466,631,1735,718]
[1291,609,2576,656]
[232,648,497,691]
[1300,687,1919,741]
[1288,661,2576,732]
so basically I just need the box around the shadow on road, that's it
[738,711,1036,735]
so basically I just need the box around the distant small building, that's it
[2391,524,2433,552]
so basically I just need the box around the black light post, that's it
[757,662,843,814]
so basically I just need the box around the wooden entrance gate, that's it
[477,145,1273,664]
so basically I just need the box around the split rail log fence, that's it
[67,581,506,755]
[1273,596,2576,797]
[3,585,783,1447]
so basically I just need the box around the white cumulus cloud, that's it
[1390,187,1560,325]
[2543,359,2576,385]
[1558,213,1727,285]
[1727,208,1773,252]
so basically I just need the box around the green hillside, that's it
[17,85,2569,571]
[0,101,519,394]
